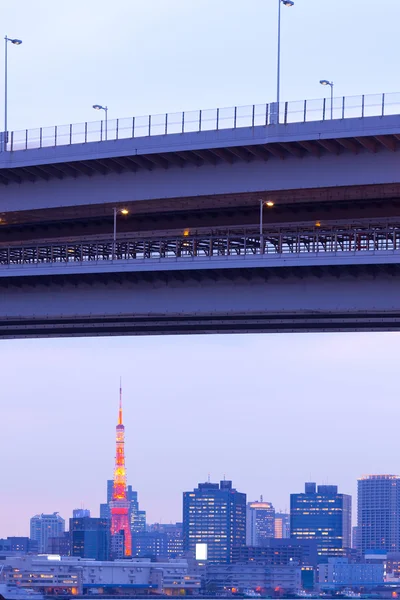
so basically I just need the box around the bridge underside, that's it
[1,265,400,338]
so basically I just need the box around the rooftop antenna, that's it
[260,494,263,502]
[208,473,211,483]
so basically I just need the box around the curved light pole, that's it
[113,207,129,259]
[93,104,108,140]
[320,80,334,120]
[4,36,22,150]
[277,0,294,106]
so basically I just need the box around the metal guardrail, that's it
[1,225,400,267]
[2,92,400,152]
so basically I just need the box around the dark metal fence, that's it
[1,224,400,268]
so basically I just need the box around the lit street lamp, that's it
[93,104,108,140]
[259,199,275,253]
[320,80,334,120]
[277,0,294,107]
[113,207,129,260]
[4,35,22,150]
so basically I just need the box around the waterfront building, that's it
[30,513,65,554]
[275,513,290,539]
[205,562,302,594]
[318,557,384,588]
[0,555,201,596]
[0,537,38,555]
[183,480,246,563]
[70,517,110,561]
[246,500,275,546]
[386,552,400,580]
[290,482,351,558]
[357,475,400,555]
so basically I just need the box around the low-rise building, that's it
[318,558,384,589]
[206,562,302,594]
[0,554,201,595]
[0,538,38,555]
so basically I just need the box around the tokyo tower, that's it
[110,381,132,556]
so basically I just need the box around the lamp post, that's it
[93,104,108,140]
[4,35,22,150]
[320,80,334,120]
[277,0,294,106]
[259,199,275,253]
[113,207,129,260]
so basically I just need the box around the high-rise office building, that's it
[70,517,110,561]
[357,475,400,555]
[148,523,183,558]
[100,480,115,520]
[127,486,146,533]
[246,500,275,546]
[290,482,351,558]
[183,480,246,564]
[275,513,290,539]
[47,532,70,556]
[30,513,65,553]
[131,531,168,558]
[352,526,359,551]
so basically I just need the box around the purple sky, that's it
[2,0,400,536]
[2,333,400,536]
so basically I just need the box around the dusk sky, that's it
[1,0,400,537]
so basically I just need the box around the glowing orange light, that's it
[266,201,274,207]
[315,221,321,227]
[120,209,129,215]
[183,229,190,237]
[110,383,132,556]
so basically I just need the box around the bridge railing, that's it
[3,91,400,152]
[1,225,400,268]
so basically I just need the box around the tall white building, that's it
[246,500,275,546]
[30,513,65,553]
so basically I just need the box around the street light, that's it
[93,104,108,141]
[320,80,334,120]
[259,200,275,253]
[4,35,22,149]
[113,207,129,260]
[277,0,294,106]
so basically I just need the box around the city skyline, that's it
[2,332,400,538]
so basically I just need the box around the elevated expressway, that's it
[1,96,400,337]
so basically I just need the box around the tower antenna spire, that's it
[118,377,123,425]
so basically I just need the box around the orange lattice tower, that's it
[110,380,132,556]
